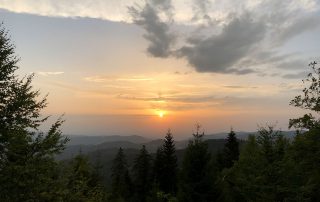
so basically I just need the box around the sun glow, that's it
[158,111,165,118]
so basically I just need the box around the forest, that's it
[1,23,320,202]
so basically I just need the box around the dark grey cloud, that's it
[128,0,175,57]
[129,0,319,76]
[177,14,265,74]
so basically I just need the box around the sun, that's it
[158,111,165,118]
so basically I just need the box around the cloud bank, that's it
[129,0,320,75]
[1,0,319,76]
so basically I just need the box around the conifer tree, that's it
[223,129,240,169]
[223,127,289,201]
[0,23,68,201]
[153,147,165,187]
[110,147,133,201]
[132,145,152,202]
[178,124,215,202]
[154,129,178,195]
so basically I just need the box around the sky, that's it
[0,0,320,139]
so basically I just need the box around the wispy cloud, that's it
[38,71,64,76]
[223,85,258,89]
[0,0,136,22]
[116,78,153,81]
[117,93,222,104]
[84,75,154,83]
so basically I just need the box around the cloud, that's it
[276,60,307,70]
[127,0,319,75]
[117,93,222,104]
[84,75,153,83]
[177,14,265,74]
[2,0,319,76]
[223,85,258,89]
[128,0,175,57]
[273,15,320,46]
[0,0,136,22]
[116,78,153,81]
[282,71,308,79]
[38,71,64,76]
[191,0,212,24]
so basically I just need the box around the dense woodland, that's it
[1,23,320,202]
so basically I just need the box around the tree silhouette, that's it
[132,145,152,202]
[289,61,320,130]
[153,129,178,195]
[218,129,240,170]
[0,23,68,201]
[178,124,215,202]
[110,147,133,201]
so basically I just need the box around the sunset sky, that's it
[0,0,320,139]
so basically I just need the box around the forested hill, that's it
[59,131,297,160]
[66,134,151,145]
[56,131,297,188]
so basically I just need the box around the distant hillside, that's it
[57,138,189,160]
[65,135,151,145]
[58,131,297,160]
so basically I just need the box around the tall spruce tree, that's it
[178,124,216,202]
[153,147,165,187]
[154,129,178,195]
[132,145,152,202]
[110,147,133,201]
[0,23,68,201]
[223,129,240,169]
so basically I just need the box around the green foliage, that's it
[154,191,178,202]
[217,129,240,170]
[132,145,153,202]
[110,147,133,201]
[222,127,290,201]
[178,124,216,202]
[66,154,106,202]
[282,128,320,201]
[0,23,69,202]
[290,61,320,129]
[224,130,239,168]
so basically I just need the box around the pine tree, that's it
[222,129,240,169]
[153,147,165,188]
[0,23,68,201]
[178,124,215,202]
[156,129,178,194]
[110,147,133,201]
[132,145,152,202]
